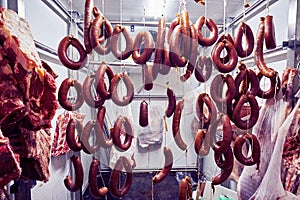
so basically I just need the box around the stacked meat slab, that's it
[0,6,58,187]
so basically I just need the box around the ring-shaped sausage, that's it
[109,156,133,198]
[95,106,113,148]
[110,72,134,106]
[153,146,173,184]
[64,155,84,192]
[58,78,84,111]
[88,158,109,198]
[90,16,113,55]
[139,100,149,127]
[58,36,87,70]
[180,24,198,82]
[254,17,278,78]
[95,62,115,100]
[232,94,259,130]
[111,116,133,151]
[111,25,133,60]
[81,120,101,154]
[234,63,248,100]
[234,21,254,58]
[194,56,213,83]
[256,72,281,99]
[66,118,83,152]
[132,31,154,64]
[195,16,218,46]
[211,34,234,64]
[214,141,234,170]
[212,114,233,153]
[211,40,238,73]
[83,74,105,108]
[233,133,261,168]
[247,68,260,96]
[142,63,153,91]
[196,93,217,128]
[172,99,188,151]
[169,25,188,67]
[210,74,236,113]
[264,15,276,50]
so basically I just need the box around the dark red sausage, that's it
[264,15,276,50]
[172,99,187,151]
[58,36,87,70]
[142,63,154,91]
[159,43,172,75]
[181,10,191,58]
[110,72,134,106]
[153,17,167,79]
[234,21,254,58]
[111,116,133,151]
[214,141,234,170]
[256,72,281,99]
[180,24,198,82]
[111,25,133,60]
[234,63,248,100]
[195,16,218,46]
[66,119,83,152]
[84,0,93,54]
[132,31,154,64]
[212,115,233,153]
[167,15,180,44]
[196,93,217,128]
[194,129,207,156]
[95,62,115,100]
[211,166,233,186]
[82,74,105,108]
[169,25,188,68]
[88,158,108,198]
[165,87,176,118]
[194,56,213,83]
[233,133,261,169]
[153,146,173,184]
[89,16,113,55]
[58,78,84,111]
[95,106,113,148]
[139,100,149,127]
[232,94,259,130]
[211,39,238,73]
[109,156,133,198]
[178,176,193,200]
[254,17,278,78]
[81,120,101,154]
[210,74,236,113]
[247,68,260,96]
[64,155,83,192]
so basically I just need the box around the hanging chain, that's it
[142,0,146,29]
[223,0,227,34]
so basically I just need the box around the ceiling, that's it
[60,0,255,27]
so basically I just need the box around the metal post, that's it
[287,0,300,68]
[7,0,25,18]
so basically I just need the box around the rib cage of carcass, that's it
[0,7,58,182]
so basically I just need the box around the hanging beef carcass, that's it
[0,7,58,182]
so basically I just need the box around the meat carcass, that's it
[0,7,58,182]
[237,91,291,199]
[249,100,300,200]
[0,135,21,188]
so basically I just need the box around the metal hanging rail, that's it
[227,0,279,28]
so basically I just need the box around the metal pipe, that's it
[227,0,279,28]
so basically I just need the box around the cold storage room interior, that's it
[0,0,299,199]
